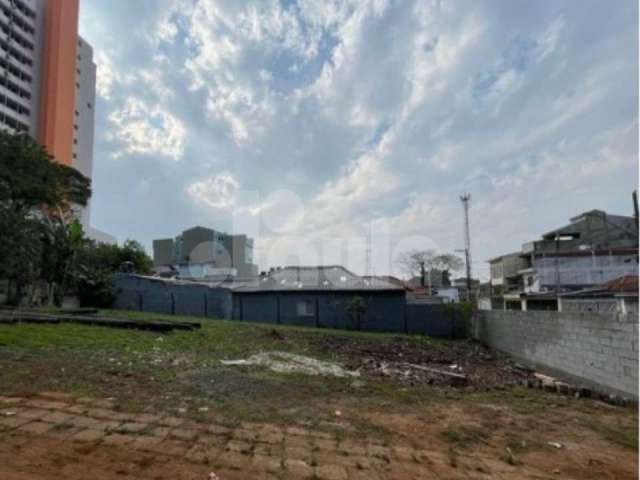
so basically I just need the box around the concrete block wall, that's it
[473,310,638,398]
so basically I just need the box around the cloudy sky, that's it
[79,0,638,279]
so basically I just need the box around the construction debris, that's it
[221,351,360,378]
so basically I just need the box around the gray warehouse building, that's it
[113,266,468,338]
[232,266,407,331]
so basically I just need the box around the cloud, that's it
[95,50,116,100]
[108,97,186,160]
[187,173,240,209]
[79,0,638,278]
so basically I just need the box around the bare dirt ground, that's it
[0,392,636,480]
[0,317,637,479]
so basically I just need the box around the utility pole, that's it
[460,194,472,302]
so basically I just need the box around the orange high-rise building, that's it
[37,0,79,167]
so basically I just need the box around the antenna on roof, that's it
[364,221,372,277]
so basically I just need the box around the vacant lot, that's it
[0,311,637,479]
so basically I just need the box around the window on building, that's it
[296,300,315,317]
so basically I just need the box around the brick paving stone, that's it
[40,411,75,424]
[16,408,49,420]
[232,428,259,442]
[117,422,149,433]
[257,430,284,445]
[205,445,223,464]
[85,407,117,419]
[72,428,105,443]
[153,439,190,457]
[0,415,31,430]
[251,454,282,473]
[1,407,24,416]
[184,444,209,464]
[18,421,55,435]
[286,426,313,437]
[337,441,367,456]
[367,444,392,460]
[64,404,90,415]
[91,420,122,432]
[158,416,184,428]
[253,443,282,457]
[285,434,312,448]
[36,392,75,402]
[347,469,383,480]
[0,396,24,405]
[284,458,314,478]
[89,399,114,409]
[131,435,164,451]
[47,425,83,439]
[307,430,334,440]
[26,399,68,410]
[225,440,253,455]
[102,433,135,446]
[313,438,338,451]
[314,464,349,480]
[284,446,312,462]
[132,413,161,423]
[150,426,171,438]
[170,427,200,441]
[207,424,231,436]
[393,446,417,462]
[75,397,95,405]
[217,451,249,470]
[69,416,104,429]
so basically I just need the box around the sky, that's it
[79,0,639,280]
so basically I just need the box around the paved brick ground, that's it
[0,393,439,479]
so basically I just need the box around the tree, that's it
[346,296,367,331]
[74,240,154,308]
[0,131,91,305]
[39,217,87,306]
[395,249,464,280]
[118,240,153,274]
[430,254,464,274]
[396,249,436,279]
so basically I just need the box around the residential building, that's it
[0,0,111,242]
[153,226,259,279]
[488,209,639,310]
[559,275,638,315]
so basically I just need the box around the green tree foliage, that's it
[0,132,92,305]
[75,239,153,308]
[0,132,92,304]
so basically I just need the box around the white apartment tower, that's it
[0,0,111,242]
